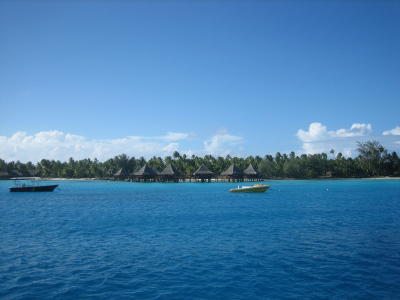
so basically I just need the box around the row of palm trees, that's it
[1,141,399,180]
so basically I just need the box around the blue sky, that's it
[0,0,399,162]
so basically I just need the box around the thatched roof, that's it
[221,164,243,176]
[159,165,178,176]
[133,164,158,176]
[193,164,214,176]
[243,164,258,175]
[114,168,129,177]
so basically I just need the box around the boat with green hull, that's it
[229,184,270,193]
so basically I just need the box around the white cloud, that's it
[383,126,400,136]
[158,132,194,141]
[204,130,244,156]
[297,122,329,142]
[0,129,246,162]
[297,122,372,155]
[335,123,372,137]
[297,122,372,143]
[0,130,192,162]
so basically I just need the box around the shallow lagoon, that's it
[1,180,400,299]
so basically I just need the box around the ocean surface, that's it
[1,179,400,299]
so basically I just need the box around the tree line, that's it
[1,141,399,179]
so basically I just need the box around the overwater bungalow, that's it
[132,164,159,182]
[193,164,214,182]
[9,170,23,178]
[113,168,129,180]
[243,164,260,181]
[0,170,10,180]
[159,165,180,182]
[220,164,244,182]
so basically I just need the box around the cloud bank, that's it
[297,122,372,143]
[297,122,373,156]
[297,122,400,156]
[0,130,243,162]
[1,124,398,162]
[383,126,400,136]
[0,131,187,162]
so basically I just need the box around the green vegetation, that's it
[1,141,399,179]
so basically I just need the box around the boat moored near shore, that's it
[9,177,58,192]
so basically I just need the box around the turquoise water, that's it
[1,180,400,299]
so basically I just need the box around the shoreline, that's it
[38,176,400,181]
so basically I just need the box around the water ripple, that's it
[1,180,400,299]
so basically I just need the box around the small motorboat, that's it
[229,184,270,193]
[9,177,58,192]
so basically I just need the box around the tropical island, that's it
[1,141,399,181]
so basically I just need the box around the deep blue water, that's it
[1,180,400,299]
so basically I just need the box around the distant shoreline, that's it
[36,176,400,181]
